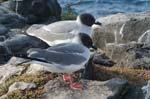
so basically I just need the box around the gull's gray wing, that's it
[47,43,84,53]
[27,48,86,65]
[44,21,78,33]
[26,23,77,45]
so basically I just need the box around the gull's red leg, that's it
[63,74,73,82]
[70,82,83,91]
[69,75,83,91]
[63,74,83,91]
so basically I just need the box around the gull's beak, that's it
[91,45,97,50]
[94,21,102,26]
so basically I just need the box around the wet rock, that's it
[93,12,150,48]
[0,64,24,84]
[2,0,61,24]
[43,78,128,99]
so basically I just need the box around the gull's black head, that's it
[78,33,96,50]
[79,13,95,27]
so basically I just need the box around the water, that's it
[58,0,150,18]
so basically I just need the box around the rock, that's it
[0,64,24,84]
[104,42,150,69]
[141,80,150,99]
[0,24,9,40]
[0,6,26,28]
[104,42,133,63]
[82,53,95,80]
[138,29,150,44]
[0,6,12,14]
[43,78,128,99]
[0,13,25,29]
[93,12,150,48]
[0,34,49,64]
[0,24,15,41]
[0,6,25,28]
[92,25,111,49]
[93,52,115,67]
[7,57,30,66]
[0,44,11,64]
[82,52,115,80]
[0,82,36,99]
[104,42,143,62]
[123,85,144,99]
[122,44,150,69]
[8,82,36,93]
[2,34,49,55]
[10,28,26,35]
[2,0,61,24]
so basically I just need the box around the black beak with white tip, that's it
[91,45,97,50]
[94,21,102,26]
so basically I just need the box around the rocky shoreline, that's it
[0,0,150,99]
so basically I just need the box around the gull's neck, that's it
[76,16,82,25]
[72,36,81,44]
[76,17,92,36]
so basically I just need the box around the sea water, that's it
[58,0,150,18]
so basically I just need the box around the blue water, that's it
[58,0,150,18]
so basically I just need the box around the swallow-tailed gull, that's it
[26,33,95,90]
[26,13,101,46]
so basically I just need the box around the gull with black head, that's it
[26,13,102,46]
[26,33,95,91]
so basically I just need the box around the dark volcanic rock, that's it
[82,53,95,80]
[82,52,115,80]
[123,85,144,99]
[0,6,26,28]
[0,24,9,41]
[93,53,115,67]
[2,0,61,24]
[0,34,49,64]
[3,34,49,55]
[0,13,25,28]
